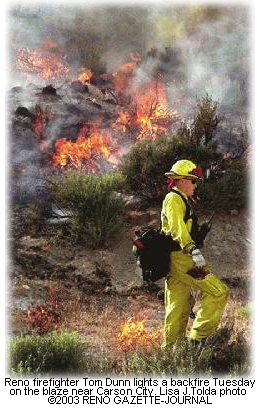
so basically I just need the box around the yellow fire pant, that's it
[162,251,229,349]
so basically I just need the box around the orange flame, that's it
[33,106,52,144]
[16,37,70,82]
[113,75,178,140]
[111,52,141,93]
[26,290,60,335]
[78,68,93,84]
[18,45,179,169]
[52,125,117,172]
[117,319,163,351]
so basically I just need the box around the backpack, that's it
[132,191,188,283]
[132,190,212,283]
[133,228,179,283]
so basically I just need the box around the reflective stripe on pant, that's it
[162,251,229,349]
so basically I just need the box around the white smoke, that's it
[6,2,252,202]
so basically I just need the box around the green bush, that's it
[177,94,222,147]
[49,171,126,247]
[9,331,86,376]
[118,136,222,205]
[197,159,249,210]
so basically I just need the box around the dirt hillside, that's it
[108,208,252,291]
[8,206,252,346]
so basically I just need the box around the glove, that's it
[191,248,206,268]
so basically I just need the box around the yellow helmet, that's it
[165,159,201,179]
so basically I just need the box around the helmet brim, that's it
[164,171,200,180]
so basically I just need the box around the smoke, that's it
[7,4,250,110]
[178,9,250,109]
[6,3,251,202]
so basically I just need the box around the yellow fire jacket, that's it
[161,188,195,252]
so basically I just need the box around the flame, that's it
[26,286,61,334]
[17,44,179,170]
[111,52,141,93]
[53,125,117,172]
[27,306,58,334]
[33,105,52,148]
[113,74,178,140]
[16,37,70,82]
[78,68,93,84]
[49,70,178,169]
[117,319,163,351]
[31,105,55,155]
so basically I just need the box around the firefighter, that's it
[161,159,229,349]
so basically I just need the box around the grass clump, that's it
[49,171,126,247]
[9,331,86,376]
[238,303,252,319]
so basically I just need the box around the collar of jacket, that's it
[171,187,189,201]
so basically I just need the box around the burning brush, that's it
[116,319,163,352]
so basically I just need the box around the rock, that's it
[42,85,57,95]
[15,106,35,121]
